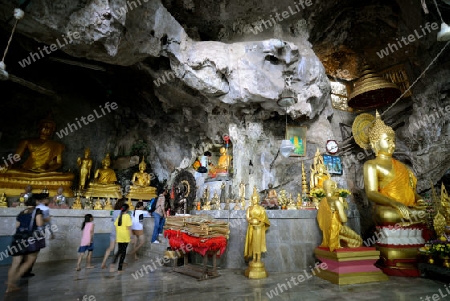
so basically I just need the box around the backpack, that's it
[147,198,157,213]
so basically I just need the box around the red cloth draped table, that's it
[164,229,228,280]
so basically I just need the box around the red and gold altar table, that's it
[164,229,228,280]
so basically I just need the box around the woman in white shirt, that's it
[130,201,149,260]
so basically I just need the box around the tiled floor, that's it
[0,257,448,301]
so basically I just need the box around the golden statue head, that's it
[323,179,337,197]
[38,113,56,139]
[220,147,227,155]
[102,153,111,168]
[139,156,146,170]
[84,148,91,157]
[352,111,395,150]
[368,111,395,144]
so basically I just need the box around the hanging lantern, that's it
[347,65,401,110]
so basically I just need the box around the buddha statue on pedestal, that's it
[0,115,74,196]
[353,111,427,275]
[287,193,297,210]
[0,192,8,207]
[84,153,122,199]
[103,197,113,210]
[317,179,362,251]
[127,157,156,201]
[93,198,103,210]
[51,186,69,209]
[211,191,220,210]
[71,195,83,209]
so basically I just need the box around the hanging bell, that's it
[347,65,401,110]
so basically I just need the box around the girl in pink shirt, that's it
[76,214,95,271]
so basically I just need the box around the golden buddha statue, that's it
[317,179,362,251]
[287,193,297,210]
[202,198,211,210]
[71,195,83,209]
[353,112,427,225]
[103,197,113,210]
[0,115,74,196]
[244,186,270,279]
[296,193,303,209]
[261,183,279,209]
[215,147,232,175]
[310,149,330,190]
[0,192,8,207]
[93,198,103,210]
[84,153,122,199]
[127,157,156,201]
[233,198,242,210]
[278,189,288,209]
[77,148,93,190]
[211,191,220,210]
[353,111,426,275]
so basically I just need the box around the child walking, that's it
[110,204,132,274]
[76,214,95,271]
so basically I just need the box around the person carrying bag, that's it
[6,195,45,293]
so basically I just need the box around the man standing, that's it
[151,189,167,244]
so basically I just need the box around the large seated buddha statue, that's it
[352,111,426,276]
[0,115,74,196]
[84,153,122,199]
[127,157,156,201]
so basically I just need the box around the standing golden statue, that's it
[84,153,122,199]
[317,179,362,251]
[77,148,93,190]
[244,186,270,279]
[0,115,74,196]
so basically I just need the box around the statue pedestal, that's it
[314,247,388,285]
[0,172,74,197]
[245,260,268,279]
[374,225,426,277]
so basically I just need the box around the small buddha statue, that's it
[85,153,122,199]
[71,195,83,209]
[216,147,232,175]
[126,197,134,211]
[224,198,231,210]
[287,193,297,210]
[211,191,220,210]
[127,157,156,200]
[317,179,362,251]
[0,192,8,207]
[233,198,242,210]
[104,197,113,210]
[202,198,211,210]
[310,148,331,190]
[93,198,103,210]
[261,183,279,209]
[278,189,288,209]
[77,148,93,190]
[0,115,74,196]
[220,182,226,203]
[296,193,303,209]
[52,186,68,208]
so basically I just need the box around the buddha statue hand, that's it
[392,201,410,220]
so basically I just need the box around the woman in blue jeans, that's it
[151,189,167,243]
